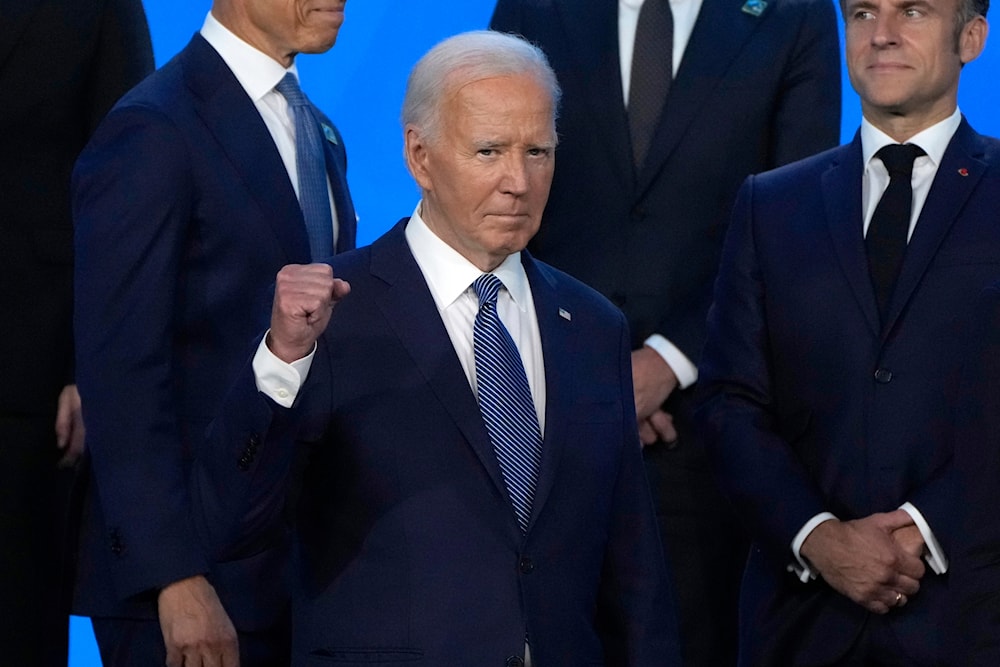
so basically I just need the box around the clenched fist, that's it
[268,263,351,363]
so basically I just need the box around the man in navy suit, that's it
[696,0,996,662]
[72,0,355,664]
[0,1,152,663]
[194,31,681,666]
[489,1,841,663]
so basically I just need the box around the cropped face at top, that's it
[238,0,346,67]
[406,71,557,273]
[843,0,987,131]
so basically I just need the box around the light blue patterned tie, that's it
[473,273,543,533]
[275,73,334,260]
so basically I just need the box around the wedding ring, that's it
[894,591,903,606]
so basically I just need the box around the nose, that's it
[871,13,900,46]
[500,154,530,196]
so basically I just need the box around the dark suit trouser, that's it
[643,392,747,667]
[0,414,72,666]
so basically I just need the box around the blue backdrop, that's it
[68,0,998,663]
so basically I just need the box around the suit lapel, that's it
[521,254,573,533]
[637,0,768,195]
[553,0,634,192]
[883,120,988,335]
[822,137,882,336]
[182,35,310,264]
[369,223,511,510]
[314,110,357,253]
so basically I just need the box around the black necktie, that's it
[629,0,673,171]
[866,143,925,321]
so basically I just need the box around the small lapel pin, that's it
[958,168,969,176]
[558,308,572,321]
[322,124,338,145]
[741,0,768,16]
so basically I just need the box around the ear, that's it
[959,15,988,65]
[403,125,434,192]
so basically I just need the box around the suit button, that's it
[109,530,125,556]
[237,455,251,471]
[874,368,893,384]
[505,657,524,667]
[518,557,534,574]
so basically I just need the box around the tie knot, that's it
[473,273,504,308]
[876,143,925,177]
[275,72,308,107]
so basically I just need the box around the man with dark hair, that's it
[696,0,996,662]
[489,1,842,662]
[72,0,356,664]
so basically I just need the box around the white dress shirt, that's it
[618,0,703,389]
[253,204,547,435]
[200,11,339,246]
[789,110,962,582]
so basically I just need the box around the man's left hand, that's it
[55,384,85,467]
[631,347,679,446]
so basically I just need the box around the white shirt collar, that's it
[404,202,530,313]
[861,107,962,170]
[200,11,296,102]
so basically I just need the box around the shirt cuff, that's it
[788,512,838,583]
[899,501,948,575]
[251,330,315,408]
[643,334,698,389]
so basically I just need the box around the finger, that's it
[894,553,927,581]
[638,419,658,447]
[876,508,916,532]
[866,599,891,615]
[889,572,921,597]
[648,409,677,443]
[54,403,71,448]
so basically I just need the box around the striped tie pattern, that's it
[275,73,334,261]
[472,273,543,533]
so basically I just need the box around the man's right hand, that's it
[800,509,926,614]
[268,263,351,363]
[158,575,238,667]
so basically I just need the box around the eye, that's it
[527,147,551,157]
[853,9,875,19]
[477,148,495,157]
[903,7,923,16]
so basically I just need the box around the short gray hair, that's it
[401,30,561,145]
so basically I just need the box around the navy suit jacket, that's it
[73,33,356,627]
[696,120,1000,666]
[194,220,682,666]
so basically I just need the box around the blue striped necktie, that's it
[472,273,543,533]
[275,73,334,261]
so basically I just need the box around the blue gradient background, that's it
[68,1,998,663]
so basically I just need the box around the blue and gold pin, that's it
[321,123,338,145]
[742,0,768,16]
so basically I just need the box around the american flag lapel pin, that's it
[558,308,572,321]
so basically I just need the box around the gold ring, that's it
[894,592,903,606]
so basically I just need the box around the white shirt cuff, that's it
[251,330,315,408]
[643,334,698,389]
[899,501,948,574]
[788,512,838,583]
